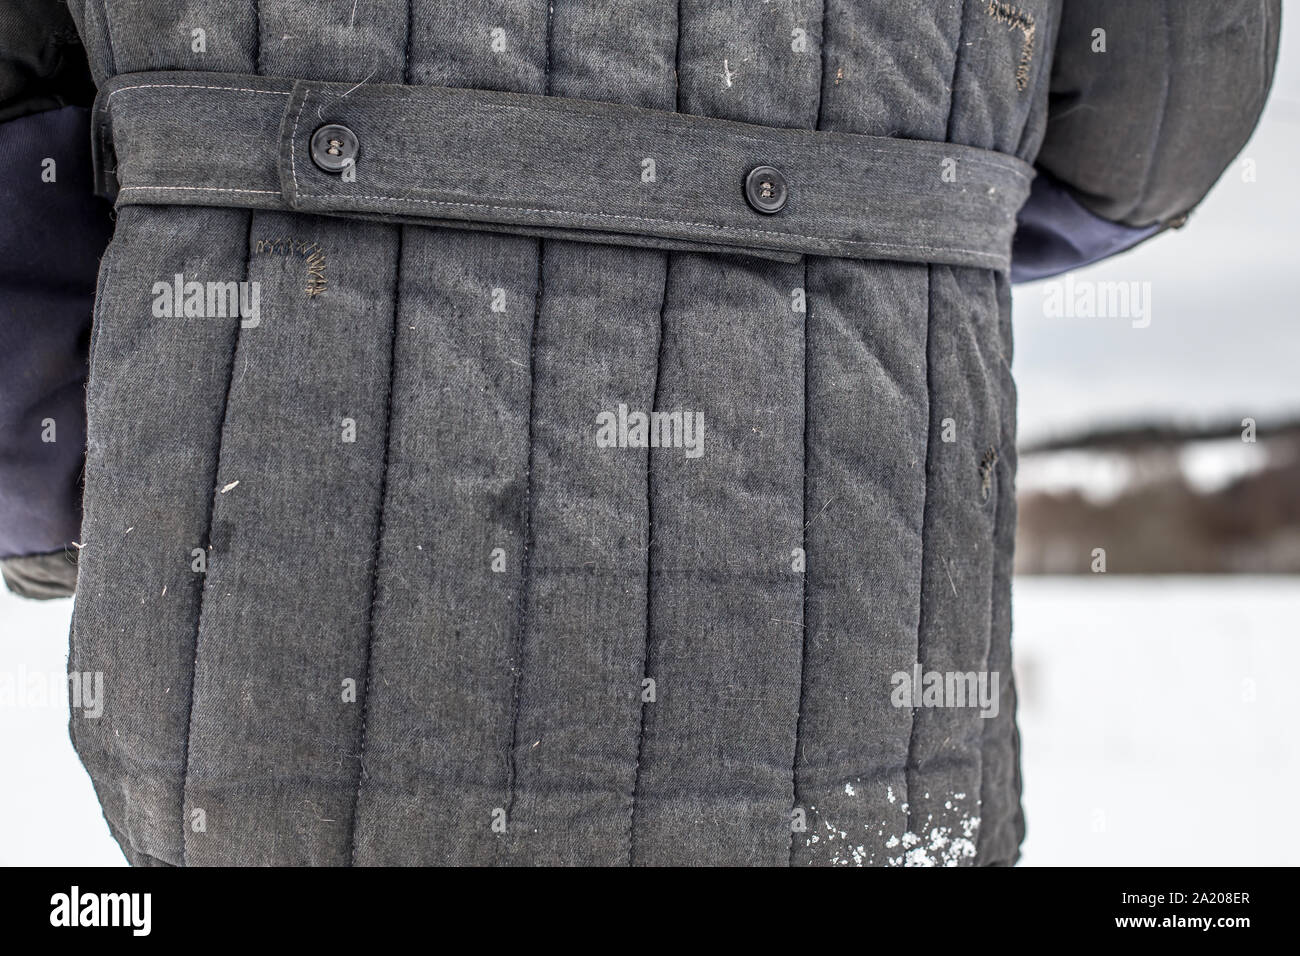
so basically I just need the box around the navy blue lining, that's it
[1011,169,1162,284]
[0,104,113,559]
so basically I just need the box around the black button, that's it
[744,165,787,214]
[310,124,359,173]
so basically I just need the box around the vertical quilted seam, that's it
[251,0,261,69]
[625,0,681,868]
[500,3,552,852]
[788,0,828,867]
[904,0,969,855]
[500,241,545,861]
[345,0,414,870]
[627,255,670,865]
[787,255,812,866]
[813,0,829,129]
[975,365,1004,861]
[179,2,263,867]
[346,229,403,865]
[904,263,938,855]
[179,214,252,865]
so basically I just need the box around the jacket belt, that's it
[92,70,1034,270]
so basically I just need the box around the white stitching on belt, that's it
[106,83,292,103]
[107,80,1012,265]
[120,186,281,196]
[290,89,310,196]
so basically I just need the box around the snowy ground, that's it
[0,592,125,866]
[1013,576,1299,866]
[1,575,1296,866]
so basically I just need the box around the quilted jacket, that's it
[0,0,1279,865]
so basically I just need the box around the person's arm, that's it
[0,0,114,598]
[1012,0,1281,282]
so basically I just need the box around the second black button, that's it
[310,124,359,173]
[744,165,788,214]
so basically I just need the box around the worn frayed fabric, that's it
[53,0,1278,866]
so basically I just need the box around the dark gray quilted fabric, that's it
[65,0,1060,866]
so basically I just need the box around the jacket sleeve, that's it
[0,0,114,599]
[1011,0,1281,282]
